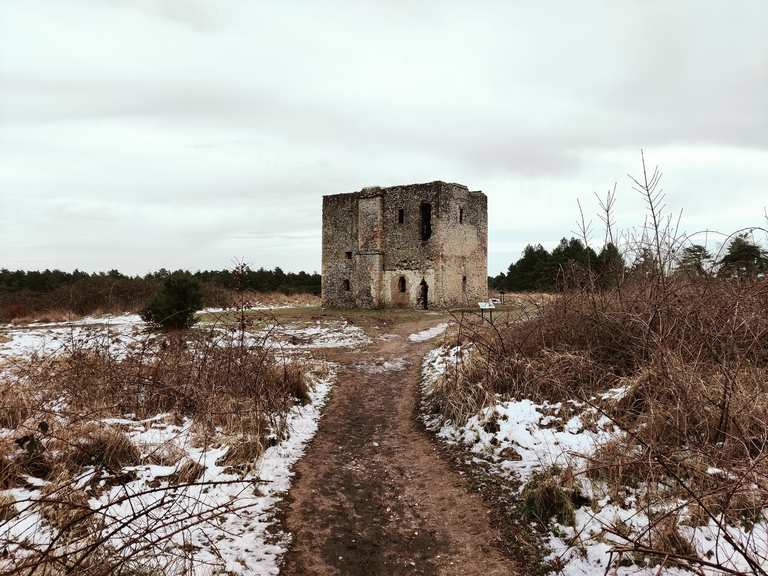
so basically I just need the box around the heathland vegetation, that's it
[427,156,768,574]
[0,265,334,573]
[0,267,321,323]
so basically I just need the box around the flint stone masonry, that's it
[322,181,488,308]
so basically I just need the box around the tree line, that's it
[490,233,768,292]
[0,267,321,321]
[0,267,321,295]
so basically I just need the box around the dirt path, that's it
[279,317,518,576]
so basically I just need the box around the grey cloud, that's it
[1,0,767,274]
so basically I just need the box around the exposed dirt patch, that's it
[279,316,519,575]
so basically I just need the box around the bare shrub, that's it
[436,153,768,574]
[0,314,316,574]
[520,467,579,527]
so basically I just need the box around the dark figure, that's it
[418,279,429,310]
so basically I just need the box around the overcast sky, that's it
[1,1,767,275]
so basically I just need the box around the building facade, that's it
[322,181,488,308]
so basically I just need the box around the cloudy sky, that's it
[1,0,767,275]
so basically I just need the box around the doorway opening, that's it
[419,279,429,309]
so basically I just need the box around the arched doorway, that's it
[391,275,409,307]
[418,279,429,310]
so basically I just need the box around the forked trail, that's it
[280,317,517,575]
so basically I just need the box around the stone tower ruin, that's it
[322,181,488,308]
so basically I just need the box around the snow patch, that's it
[1,366,336,575]
[408,323,448,343]
[420,345,768,575]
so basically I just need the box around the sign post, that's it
[478,300,495,322]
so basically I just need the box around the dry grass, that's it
[423,350,492,424]
[0,380,35,429]
[520,467,579,527]
[0,319,315,574]
[432,155,768,574]
[0,494,16,521]
[38,482,93,535]
[8,309,83,325]
[61,423,142,471]
[168,458,206,485]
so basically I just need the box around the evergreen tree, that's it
[677,244,712,276]
[719,234,767,278]
[631,248,659,279]
[506,244,553,291]
[596,243,625,287]
[141,272,203,329]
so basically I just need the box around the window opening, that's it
[420,203,432,241]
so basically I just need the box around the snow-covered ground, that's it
[421,345,768,576]
[0,314,148,359]
[200,302,317,314]
[1,366,335,575]
[256,320,370,350]
[421,346,618,484]
[0,315,369,361]
[408,322,448,343]
[0,311,365,574]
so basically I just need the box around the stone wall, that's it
[322,181,487,308]
[321,193,356,307]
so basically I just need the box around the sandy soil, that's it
[279,316,518,575]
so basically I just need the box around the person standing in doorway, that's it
[418,279,429,310]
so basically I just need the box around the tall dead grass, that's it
[0,318,314,574]
[436,154,768,574]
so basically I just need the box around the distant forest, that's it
[0,267,321,321]
[490,233,768,292]
[489,238,622,292]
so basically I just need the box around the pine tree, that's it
[677,244,712,276]
[141,272,203,329]
[506,244,553,291]
[596,243,625,287]
[719,234,767,278]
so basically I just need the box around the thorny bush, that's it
[433,154,768,574]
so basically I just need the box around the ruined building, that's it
[322,181,488,308]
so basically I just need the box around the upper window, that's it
[343,279,351,291]
[398,276,406,293]
[420,203,432,241]
[398,209,405,224]
[459,207,464,224]
[345,251,352,259]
